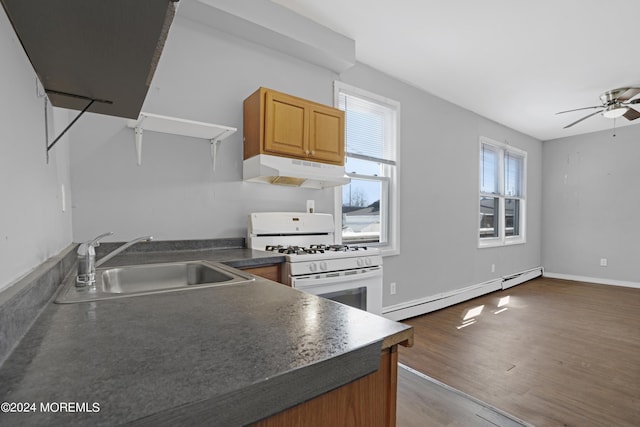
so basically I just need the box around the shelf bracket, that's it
[46,98,94,161]
[133,115,147,166]
[135,127,144,165]
[43,89,113,163]
[210,139,220,173]
[209,129,233,173]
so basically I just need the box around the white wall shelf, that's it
[126,112,237,171]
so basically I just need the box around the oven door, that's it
[290,266,383,315]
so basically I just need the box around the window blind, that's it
[480,143,498,194]
[338,92,396,165]
[505,151,523,197]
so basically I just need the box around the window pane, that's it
[505,199,520,237]
[480,144,498,194]
[480,197,499,238]
[342,177,382,244]
[505,152,523,197]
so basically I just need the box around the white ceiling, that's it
[272,0,640,141]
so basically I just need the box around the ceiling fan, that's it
[557,87,640,129]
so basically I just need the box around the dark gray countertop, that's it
[0,249,412,426]
[97,246,287,270]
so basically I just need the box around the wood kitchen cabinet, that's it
[244,87,345,165]
[240,263,284,284]
[251,344,404,427]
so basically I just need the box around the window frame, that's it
[478,136,527,248]
[333,81,400,256]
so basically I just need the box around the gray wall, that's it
[3,0,635,307]
[70,14,543,307]
[0,10,73,292]
[339,64,542,305]
[69,16,336,243]
[542,124,640,284]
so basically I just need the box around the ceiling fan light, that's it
[602,105,628,118]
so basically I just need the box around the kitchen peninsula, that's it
[0,244,412,426]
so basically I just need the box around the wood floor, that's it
[396,364,530,427]
[397,277,640,427]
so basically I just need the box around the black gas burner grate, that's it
[264,244,368,254]
[264,245,324,255]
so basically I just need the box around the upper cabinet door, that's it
[309,104,344,165]
[243,87,344,165]
[264,91,309,158]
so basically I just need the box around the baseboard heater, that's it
[383,266,543,321]
[502,267,543,290]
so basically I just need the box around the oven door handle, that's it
[292,266,382,289]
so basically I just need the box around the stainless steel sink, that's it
[56,261,255,303]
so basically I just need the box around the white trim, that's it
[502,267,542,289]
[382,279,503,321]
[333,80,400,256]
[383,267,543,321]
[478,136,527,248]
[543,272,640,289]
[334,81,400,109]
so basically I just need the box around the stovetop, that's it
[263,244,381,264]
[264,244,372,255]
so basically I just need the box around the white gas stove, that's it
[247,212,383,314]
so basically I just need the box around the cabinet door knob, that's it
[311,150,315,155]
[306,150,310,155]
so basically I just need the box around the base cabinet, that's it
[241,264,284,284]
[251,345,399,427]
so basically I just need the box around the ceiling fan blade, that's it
[556,106,601,115]
[623,107,640,121]
[563,110,603,128]
[617,87,640,102]
[628,98,640,105]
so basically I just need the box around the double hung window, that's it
[479,137,526,247]
[334,82,399,254]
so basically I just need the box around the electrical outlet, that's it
[390,282,397,295]
[491,263,496,273]
[600,258,608,267]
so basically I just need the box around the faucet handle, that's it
[88,231,114,247]
[78,232,114,255]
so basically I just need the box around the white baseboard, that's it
[502,267,543,289]
[382,266,543,321]
[382,279,502,321]
[543,272,640,289]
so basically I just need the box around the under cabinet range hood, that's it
[243,154,350,189]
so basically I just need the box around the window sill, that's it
[478,238,526,249]
[380,246,400,257]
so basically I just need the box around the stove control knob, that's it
[365,257,372,266]
[357,258,364,267]
[319,261,328,271]
[309,262,318,272]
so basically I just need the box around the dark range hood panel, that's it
[1,0,177,119]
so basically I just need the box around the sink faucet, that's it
[76,233,153,287]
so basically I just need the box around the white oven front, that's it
[289,266,383,315]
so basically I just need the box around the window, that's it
[479,137,526,247]
[334,82,399,254]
